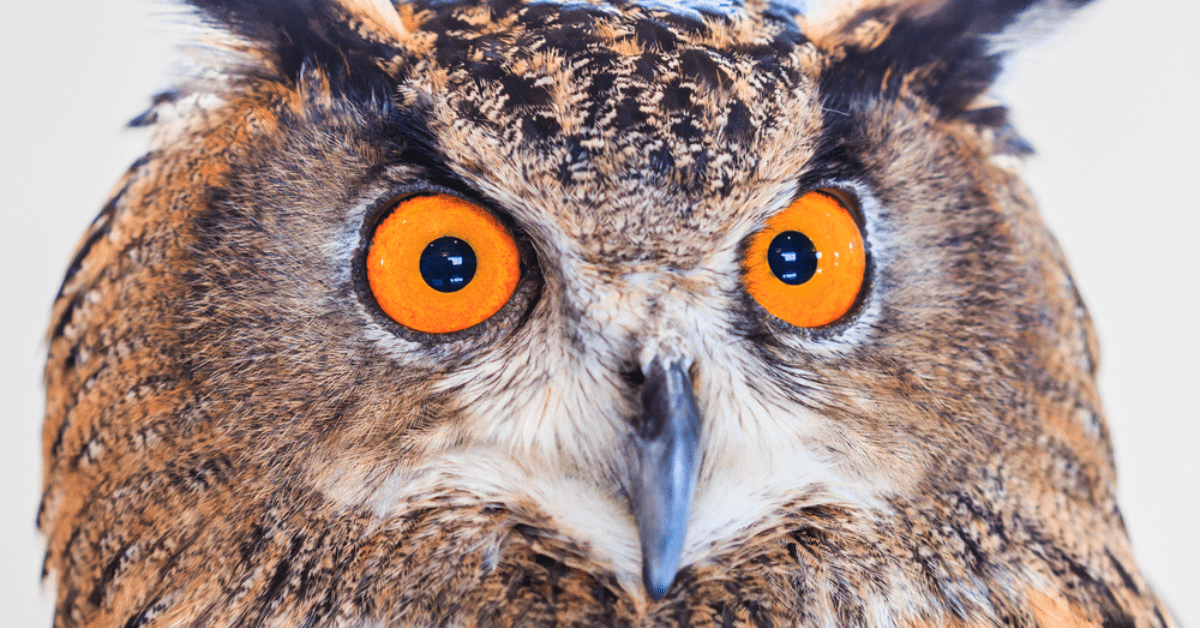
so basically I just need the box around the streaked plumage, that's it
[40,0,1178,626]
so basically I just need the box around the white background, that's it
[1,1,1196,626]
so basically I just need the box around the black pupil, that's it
[419,237,477,293]
[767,231,818,285]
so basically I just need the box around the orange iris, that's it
[744,191,866,328]
[366,194,520,334]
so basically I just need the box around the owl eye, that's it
[743,191,866,328]
[366,194,521,334]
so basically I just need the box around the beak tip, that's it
[642,563,676,601]
[639,519,686,601]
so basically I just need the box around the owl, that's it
[40,0,1179,626]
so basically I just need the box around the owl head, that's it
[41,0,1175,626]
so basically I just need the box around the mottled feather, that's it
[41,0,1176,627]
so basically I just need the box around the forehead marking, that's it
[407,0,814,174]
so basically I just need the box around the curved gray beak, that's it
[631,357,702,600]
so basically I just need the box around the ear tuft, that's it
[818,0,1096,121]
[183,0,409,93]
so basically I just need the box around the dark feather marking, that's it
[89,541,141,606]
[499,72,554,108]
[239,522,273,565]
[382,105,464,190]
[522,113,562,140]
[1103,613,1137,628]
[679,48,731,92]
[48,362,112,462]
[120,594,173,628]
[55,188,123,303]
[51,293,86,345]
[635,52,663,81]
[634,19,679,52]
[660,79,692,112]
[1029,526,1140,627]
[557,136,592,186]
[58,587,81,628]
[724,100,753,143]
[124,530,208,628]
[121,609,151,628]
[291,529,332,602]
[613,89,649,128]
[589,70,619,101]
[960,105,1009,129]
[800,102,870,191]
[648,147,674,175]
[129,93,181,128]
[669,117,702,142]
[260,534,306,607]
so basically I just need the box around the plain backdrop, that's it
[2,1,1196,626]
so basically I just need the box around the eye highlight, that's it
[744,191,866,328]
[366,194,520,334]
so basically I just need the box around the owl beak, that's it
[631,357,702,600]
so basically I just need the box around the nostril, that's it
[621,366,646,387]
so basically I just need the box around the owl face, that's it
[207,2,870,586]
[262,0,1061,586]
[41,0,1174,625]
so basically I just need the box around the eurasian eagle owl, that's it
[40,0,1179,626]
